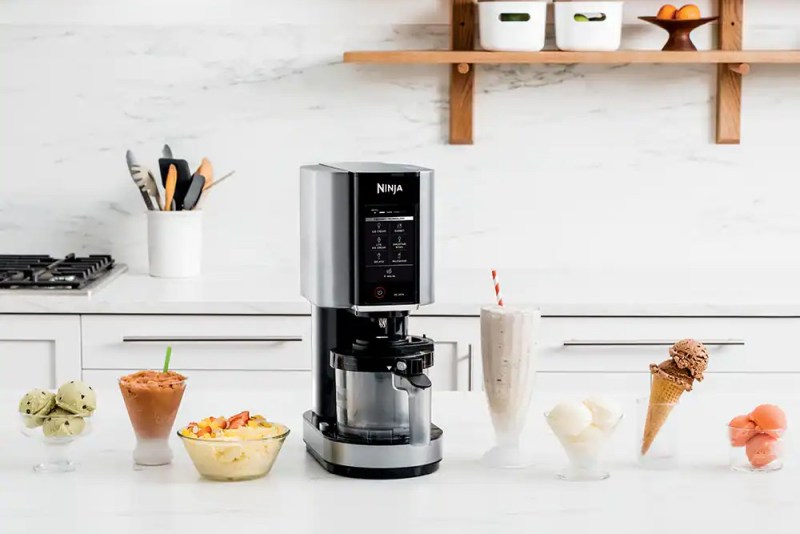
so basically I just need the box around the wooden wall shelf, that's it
[343,0,800,144]
[344,50,800,65]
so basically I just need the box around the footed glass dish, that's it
[20,413,93,473]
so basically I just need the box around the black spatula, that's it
[158,158,192,210]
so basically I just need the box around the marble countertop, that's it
[1,389,797,534]
[3,267,800,317]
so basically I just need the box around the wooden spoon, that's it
[195,158,213,183]
[164,164,178,212]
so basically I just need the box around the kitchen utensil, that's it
[638,16,718,51]
[182,174,206,211]
[125,150,155,211]
[202,170,235,191]
[164,164,178,212]
[195,158,213,183]
[162,144,174,159]
[158,158,192,209]
[195,170,235,210]
[131,164,164,211]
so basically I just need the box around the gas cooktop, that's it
[0,254,127,295]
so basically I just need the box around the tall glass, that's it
[119,371,187,466]
[480,305,540,468]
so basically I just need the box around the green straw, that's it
[163,346,172,373]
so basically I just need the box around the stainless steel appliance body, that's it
[300,162,442,479]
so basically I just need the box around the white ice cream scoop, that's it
[546,401,593,438]
[583,396,623,432]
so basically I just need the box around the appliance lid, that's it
[321,162,431,174]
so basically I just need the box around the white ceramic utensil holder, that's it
[479,0,548,52]
[555,1,623,51]
[147,211,203,278]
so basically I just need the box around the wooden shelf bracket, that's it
[450,0,475,144]
[716,0,744,144]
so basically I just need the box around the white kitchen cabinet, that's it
[409,316,477,391]
[0,315,81,388]
[413,315,800,395]
[537,317,800,374]
[81,315,310,372]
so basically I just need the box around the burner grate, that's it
[0,254,116,290]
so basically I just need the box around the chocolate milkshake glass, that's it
[119,371,187,466]
[480,305,540,468]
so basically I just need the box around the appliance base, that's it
[306,445,440,479]
[303,410,443,479]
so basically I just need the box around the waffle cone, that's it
[641,375,685,455]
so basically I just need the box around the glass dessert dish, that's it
[20,413,93,473]
[480,305,541,468]
[119,371,187,466]
[637,398,680,469]
[729,425,785,473]
[545,400,623,481]
[178,417,290,481]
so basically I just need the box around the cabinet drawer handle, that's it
[122,336,303,343]
[563,339,745,347]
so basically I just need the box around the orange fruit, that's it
[674,4,701,20]
[746,434,779,468]
[728,414,758,447]
[656,4,678,20]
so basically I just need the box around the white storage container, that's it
[555,1,623,51]
[147,210,203,278]
[479,0,548,52]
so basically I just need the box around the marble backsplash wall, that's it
[1,1,800,274]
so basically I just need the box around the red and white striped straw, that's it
[491,269,504,307]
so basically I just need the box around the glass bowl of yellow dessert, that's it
[178,411,289,481]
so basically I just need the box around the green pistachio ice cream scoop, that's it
[43,408,86,437]
[19,389,57,428]
[56,381,97,415]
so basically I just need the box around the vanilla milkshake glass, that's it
[480,305,540,468]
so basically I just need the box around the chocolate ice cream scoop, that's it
[649,360,694,391]
[649,338,709,392]
[668,338,709,381]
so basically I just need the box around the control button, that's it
[374,287,386,299]
[369,235,388,252]
[396,361,407,371]
[366,248,387,266]
[391,250,409,264]
[367,221,388,235]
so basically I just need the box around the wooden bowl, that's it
[639,16,719,51]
